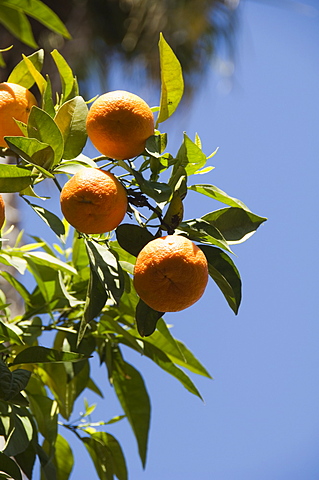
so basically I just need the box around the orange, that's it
[60,168,127,234]
[86,90,154,160]
[133,235,208,312]
[0,195,5,229]
[0,82,37,148]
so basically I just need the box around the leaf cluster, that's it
[0,34,266,480]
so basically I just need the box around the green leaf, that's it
[189,184,250,210]
[116,224,154,257]
[133,170,172,203]
[85,239,124,306]
[178,218,233,253]
[199,245,242,314]
[12,346,88,365]
[42,75,55,117]
[27,106,64,166]
[42,434,73,480]
[5,136,55,173]
[54,434,74,480]
[78,267,108,345]
[0,319,24,345]
[82,432,127,480]
[22,53,47,95]
[25,251,77,275]
[27,203,65,240]
[0,452,22,480]
[8,49,44,88]
[135,299,163,337]
[3,407,34,456]
[0,4,37,48]
[14,440,36,479]
[176,134,207,176]
[1,0,71,39]
[111,354,150,467]
[54,96,88,160]
[202,207,267,244]
[157,33,184,125]
[28,394,58,444]
[0,361,31,401]
[0,164,35,192]
[36,442,57,480]
[51,50,78,103]
[0,271,31,306]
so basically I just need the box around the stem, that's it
[53,176,62,192]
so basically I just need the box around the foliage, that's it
[0,35,266,479]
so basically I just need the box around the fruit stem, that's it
[53,176,62,192]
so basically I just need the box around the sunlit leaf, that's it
[189,184,250,210]
[8,49,44,88]
[0,164,35,192]
[54,96,88,160]
[157,33,184,125]
[0,4,37,48]
[27,106,64,166]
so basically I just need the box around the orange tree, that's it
[0,35,266,480]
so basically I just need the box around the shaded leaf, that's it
[135,299,163,337]
[0,452,22,480]
[116,224,154,257]
[12,346,87,365]
[202,207,267,244]
[27,203,65,240]
[0,319,24,345]
[178,218,233,253]
[199,245,242,314]
[111,354,150,467]
[85,239,124,305]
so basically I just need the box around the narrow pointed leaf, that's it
[8,49,44,88]
[189,184,250,210]
[157,33,184,125]
[111,358,150,467]
[199,245,242,314]
[12,346,87,365]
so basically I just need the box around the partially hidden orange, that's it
[0,82,37,147]
[0,195,5,229]
[60,168,127,234]
[133,235,209,312]
[86,90,154,160]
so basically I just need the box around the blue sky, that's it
[24,1,319,479]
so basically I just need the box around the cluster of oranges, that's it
[0,83,208,313]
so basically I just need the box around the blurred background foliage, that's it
[0,0,239,95]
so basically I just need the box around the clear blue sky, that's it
[27,1,319,479]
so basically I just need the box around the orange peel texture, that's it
[133,235,209,312]
[86,90,154,160]
[0,82,37,147]
[60,168,127,234]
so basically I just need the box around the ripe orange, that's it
[133,235,208,312]
[0,195,5,229]
[60,168,127,234]
[0,82,37,148]
[86,90,154,160]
